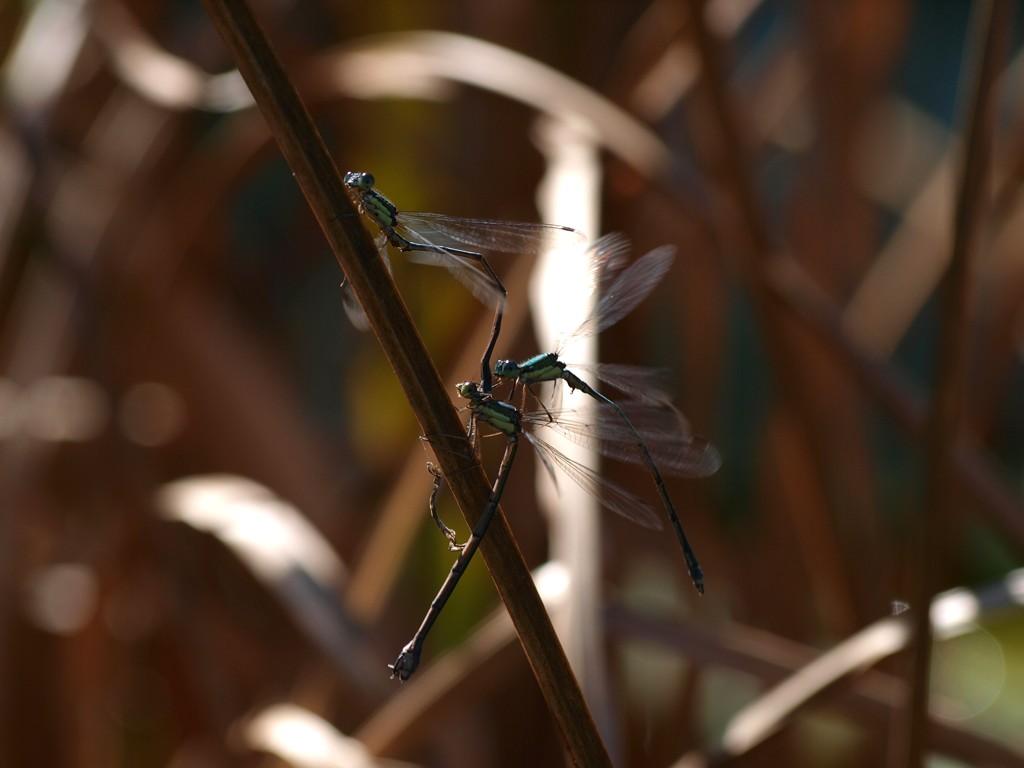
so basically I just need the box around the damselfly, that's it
[389,380,717,680]
[494,234,720,592]
[342,171,584,391]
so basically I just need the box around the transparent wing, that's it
[584,232,632,294]
[589,233,634,280]
[386,217,504,306]
[340,231,395,331]
[526,403,722,479]
[523,429,663,531]
[561,244,676,347]
[341,282,370,331]
[398,211,584,256]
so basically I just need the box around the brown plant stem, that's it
[904,2,1006,765]
[681,0,859,621]
[198,1,612,765]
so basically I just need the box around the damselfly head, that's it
[493,360,518,378]
[343,171,375,190]
[455,381,480,399]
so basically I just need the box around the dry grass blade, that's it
[718,617,911,758]
[681,2,1019,763]
[244,703,421,767]
[904,2,1008,764]
[307,31,674,176]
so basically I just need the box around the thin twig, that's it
[198,1,612,765]
[904,2,1005,765]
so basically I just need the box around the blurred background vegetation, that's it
[1,0,1023,766]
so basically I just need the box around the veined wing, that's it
[523,430,663,531]
[385,216,505,306]
[341,231,392,331]
[341,285,370,331]
[398,211,584,256]
[527,405,722,479]
[581,233,632,298]
[564,244,675,346]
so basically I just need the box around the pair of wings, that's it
[343,210,583,330]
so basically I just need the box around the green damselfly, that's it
[342,171,584,391]
[390,380,717,680]
[494,234,720,592]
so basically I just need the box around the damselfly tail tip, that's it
[388,649,419,682]
[691,566,705,596]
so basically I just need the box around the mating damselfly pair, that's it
[343,172,721,681]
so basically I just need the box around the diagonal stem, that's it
[198,1,612,765]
